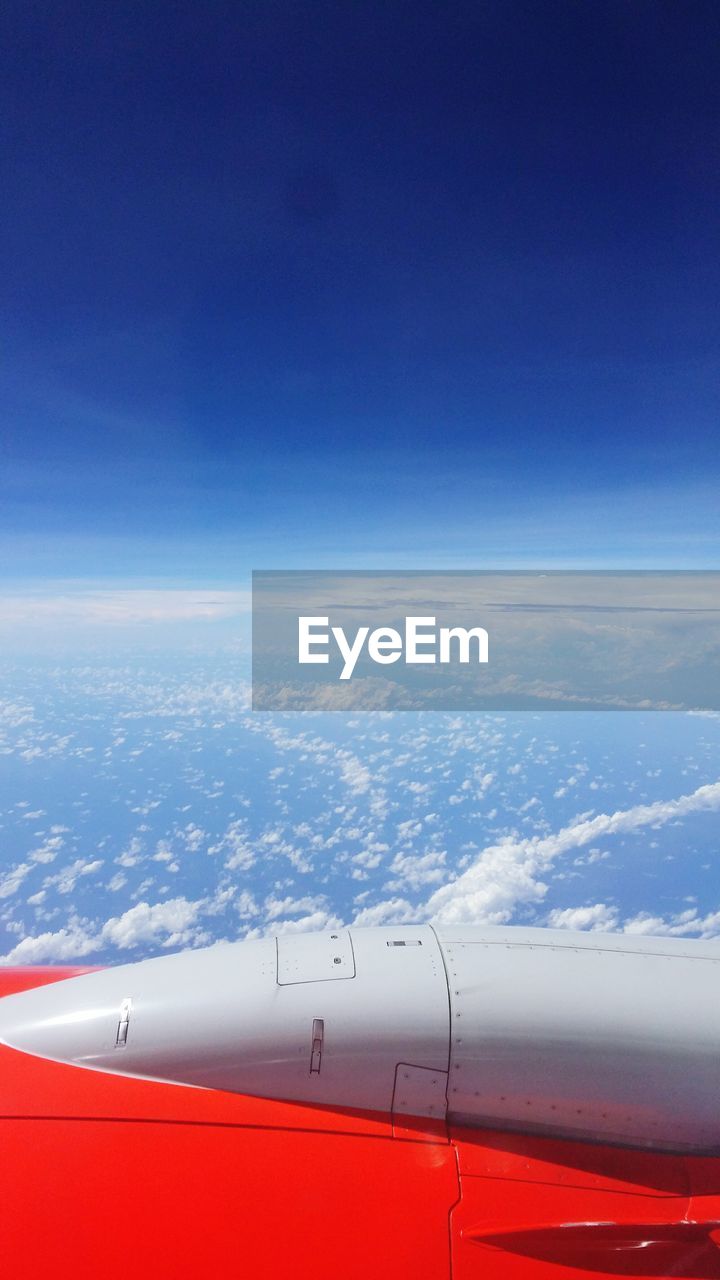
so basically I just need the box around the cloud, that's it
[385,849,447,891]
[543,901,720,940]
[0,918,100,963]
[353,897,418,927]
[0,588,248,627]
[345,779,720,932]
[207,820,255,870]
[547,903,619,931]
[0,863,34,900]
[338,753,372,794]
[271,910,343,936]
[264,894,328,921]
[43,858,103,895]
[424,779,720,926]
[0,895,211,964]
[101,898,204,949]
[623,907,720,938]
[2,660,719,968]
[28,836,64,863]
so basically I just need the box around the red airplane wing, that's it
[2,936,720,1280]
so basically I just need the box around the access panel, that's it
[277,929,356,984]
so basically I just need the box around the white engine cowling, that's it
[1,924,720,1152]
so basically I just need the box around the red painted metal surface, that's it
[1,967,719,1279]
[0,966,98,996]
[0,967,458,1278]
[450,1127,720,1280]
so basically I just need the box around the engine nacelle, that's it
[2,924,720,1152]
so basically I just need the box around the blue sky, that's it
[2,1,719,582]
[1,5,719,963]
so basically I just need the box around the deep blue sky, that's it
[1,1,719,579]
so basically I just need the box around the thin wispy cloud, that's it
[0,588,249,627]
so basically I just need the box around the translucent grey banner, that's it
[252,571,720,712]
